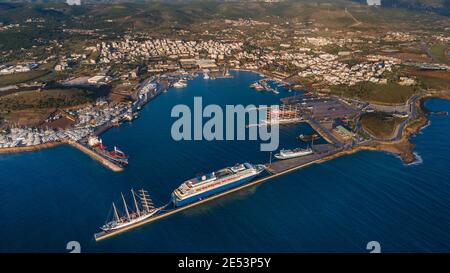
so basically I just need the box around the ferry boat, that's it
[100,189,163,232]
[87,136,128,165]
[274,147,313,160]
[173,79,187,88]
[172,163,266,207]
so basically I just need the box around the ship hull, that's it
[101,152,128,165]
[274,151,313,160]
[92,147,128,165]
[172,173,259,207]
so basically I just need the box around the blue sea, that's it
[0,71,449,253]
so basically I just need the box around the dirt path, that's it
[345,9,362,28]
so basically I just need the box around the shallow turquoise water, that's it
[0,71,449,252]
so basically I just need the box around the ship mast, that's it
[131,189,140,217]
[121,193,131,220]
[139,189,154,212]
[112,202,120,222]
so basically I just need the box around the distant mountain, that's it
[353,0,450,16]
[0,0,448,16]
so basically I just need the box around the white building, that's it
[367,0,381,6]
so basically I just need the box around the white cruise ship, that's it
[274,147,313,160]
[172,163,265,207]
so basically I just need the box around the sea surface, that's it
[0,71,449,252]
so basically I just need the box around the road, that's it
[359,94,420,142]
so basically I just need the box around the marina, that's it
[91,70,366,240]
[1,71,448,252]
[1,0,450,254]
[250,78,280,94]
[89,71,365,239]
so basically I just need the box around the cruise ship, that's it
[172,163,266,207]
[274,147,313,160]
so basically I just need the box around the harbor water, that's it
[0,71,449,252]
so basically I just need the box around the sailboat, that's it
[100,189,162,232]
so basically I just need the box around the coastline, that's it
[0,70,448,168]
[0,141,63,154]
[356,92,449,164]
[0,139,124,171]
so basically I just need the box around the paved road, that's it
[304,113,343,148]
[360,94,420,142]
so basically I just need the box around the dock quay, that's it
[67,140,123,172]
[94,143,345,242]
[266,144,340,174]
[94,90,364,241]
[303,116,342,147]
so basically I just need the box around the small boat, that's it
[173,79,187,88]
[297,133,320,142]
[203,73,210,80]
[274,147,313,160]
[250,82,264,91]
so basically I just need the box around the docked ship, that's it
[173,79,187,88]
[87,136,128,165]
[100,189,163,233]
[172,163,266,207]
[250,82,264,91]
[297,133,320,142]
[274,147,313,160]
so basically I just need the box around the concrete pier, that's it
[266,144,340,174]
[67,141,124,172]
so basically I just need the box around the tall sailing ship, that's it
[100,189,163,233]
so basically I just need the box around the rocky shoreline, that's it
[358,92,449,164]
